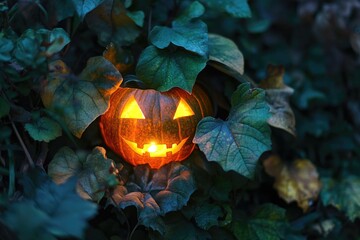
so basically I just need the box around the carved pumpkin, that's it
[100,85,213,169]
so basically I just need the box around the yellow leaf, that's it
[259,65,286,89]
[263,155,321,211]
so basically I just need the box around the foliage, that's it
[0,0,359,239]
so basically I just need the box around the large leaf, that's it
[149,1,208,57]
[149,21,208,57]
[263,155,321,211]
[86,0,143,46]
[24,117,62,142]
[231,204,287,240]
[136,45,207,92]
[112,163,196,234]
[41,57,122,137]
[48,146,117,202]
[208,34,244,80]
[1,169,97,239]
[200,0,251,18]
[194,83,271,178]
[321,175,360,221]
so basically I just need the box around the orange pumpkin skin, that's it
[100,85,213,169]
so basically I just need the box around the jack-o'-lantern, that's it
[100,85,213,169]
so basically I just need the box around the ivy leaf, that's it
[149,21,208,57]
[263,155,321,212]
[112,163,196,233]
[194,83,271,178]
[41,57,122,137]
[70,0,104,20]
[48,147,117,202]
[2,169,97,239]
[149,1,208,57]
[24,117,62,142]
[194,203,223,230]
[321,175,360,221]
[136,45,207,92]
[0,37,14,62]
[200,0,251,18]
[208,34,244,80]
[86,0,143,46]
[231,204,287,240]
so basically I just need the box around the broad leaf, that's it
[321,175,360,221]
[149,1,208,57]
[112,163,196,233]
[208,34,244,80]
[41,57,122,137]
[200,0,251,18]
[194,83,271,178]
[86,0,143,46]
[45,28,71,56]
[263,156,321,211]
[231,204,287,240]
[194,203,223,230]
[25,117,62,142]
[149,21,208,57]
[48,146,117,202]
[136,45,207,92]
[71,0,104,20]
[103,42,134,74]
[2,169,97,239]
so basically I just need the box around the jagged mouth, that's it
[121,137,189,157]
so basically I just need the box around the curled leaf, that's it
[41,57,122,138]
[263,155,321,212]
[112,163,196,233]
[48,146,118,202]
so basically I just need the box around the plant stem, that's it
[5,139,15,196]
[10,118,34,168]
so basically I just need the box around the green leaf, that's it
[86,0,143,46]
[0,97,10,118]
[41,57,122,137]
[46,28,71,56]
[321,175,360,221]
[71,0,104,20]
[149,21,208,57]
[136,45,207,92]
[48,146,117,202]
[194,83,271,178]
[0,37,14,62]
[126,11,145,27]
[208,34,244,79]
[24,117,62,142]
[112,163,196,233]
[194,203,222,230]
[231,204,287,240]
[201,0,251,18]
[13,34,44,67]
[3,169,97,239]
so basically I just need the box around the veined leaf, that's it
[25,117,62,142]
[136,45,207,92]
[200,0,251,18]
[48,146,117,202]
[208,34,244,79]
[194,83,271,178]
[41,57,122,138]
[71,0,104,20]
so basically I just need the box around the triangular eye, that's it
[173,98,195,120]
[120,96,145,119]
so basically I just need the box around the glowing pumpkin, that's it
[100,85,213,169]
